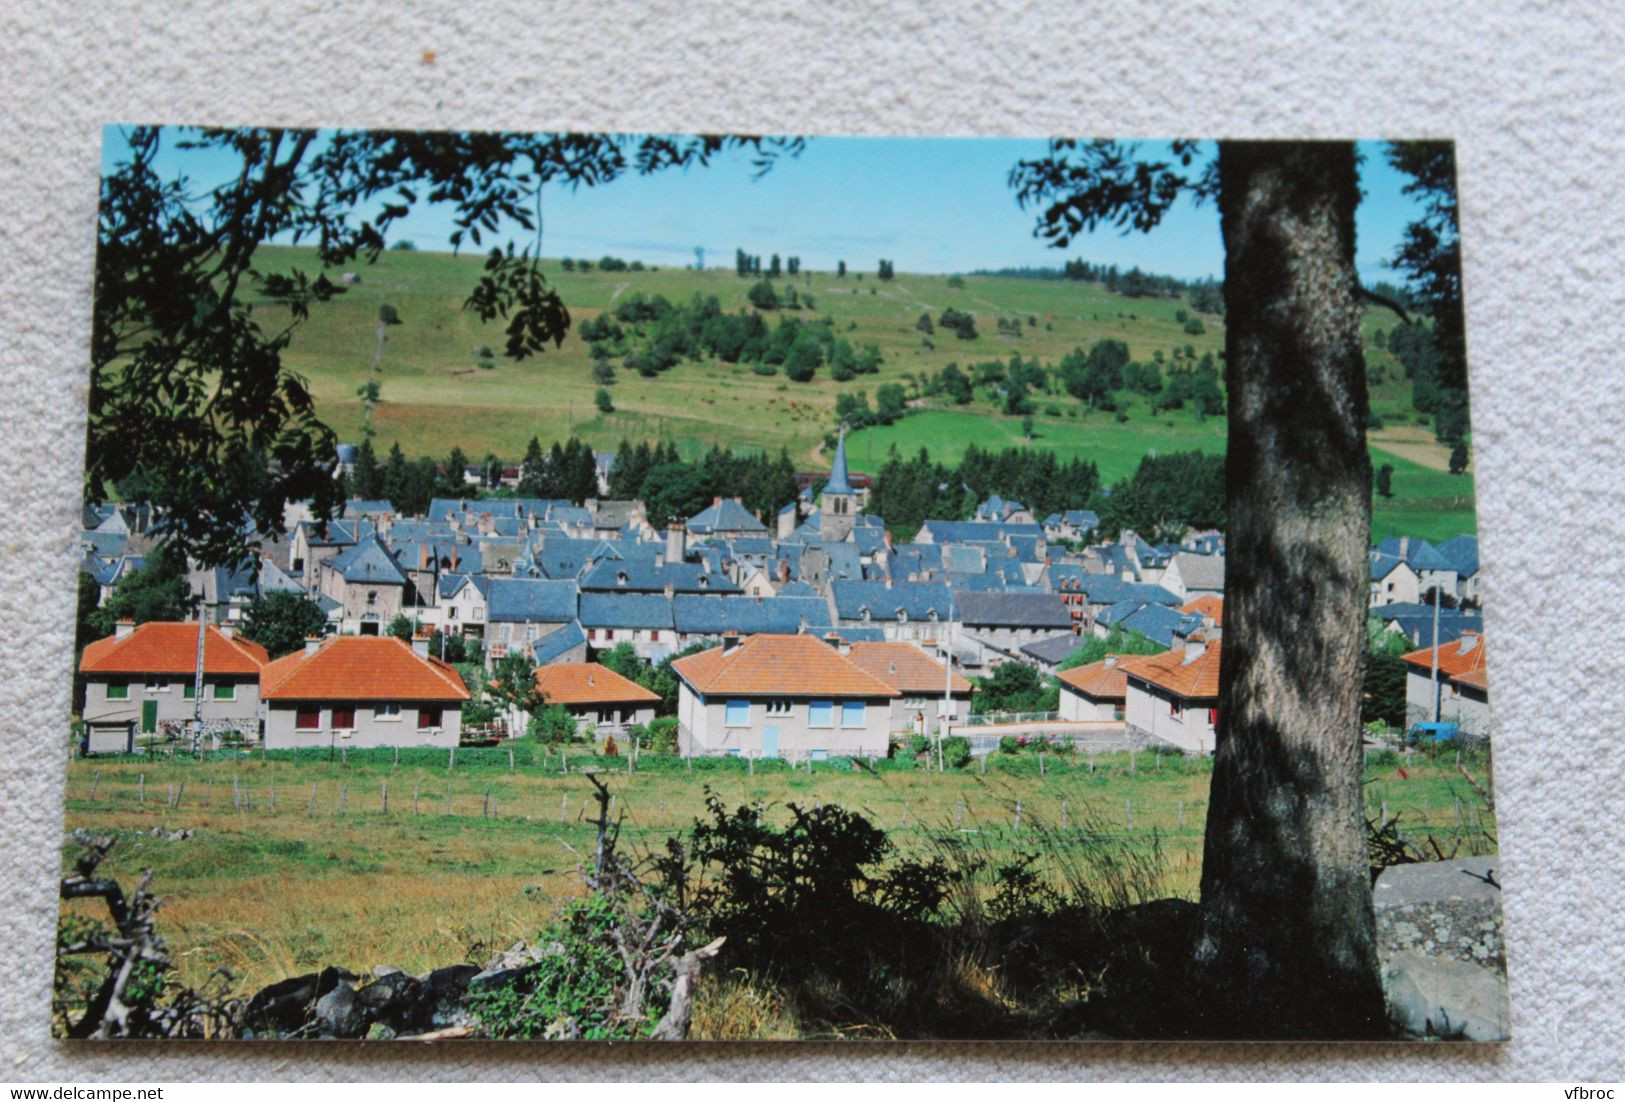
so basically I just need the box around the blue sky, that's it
[102,129,1422,283]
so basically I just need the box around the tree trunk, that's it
[1192,141,1386,1038]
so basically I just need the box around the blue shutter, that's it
[808,701,833,727]
[726,699,750,726]
[841,701,866,727]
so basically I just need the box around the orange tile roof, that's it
[80,622,269,676]
[534,662,661,706]
[1055,653,1161,701]
[260,636,469,701]
[1401,634,1488,679]
[1125,640,1223,700]
[672,634,900,698]
[1179,595,1224,624]
[1451,666,1490,691]
[845,641,973,694]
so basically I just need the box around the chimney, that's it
[778,504,796,540]
[799,616,809,635]
[304,634,323,655]
[1183,634,1208,663]
[1399,536,1409,559]
[664,582,676,600]
[1458,630,1480,653]
[667,521,687,564]
[722,632,742,654]
[411,629,431,658]
[114,619,135,639]
[218,623,234,638]
[712,495,722,507]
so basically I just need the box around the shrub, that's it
[528,704,578,744]
[941,736,972,769]
[646,717,679,753]
[999,735,1023,755]
[908,732,933,758]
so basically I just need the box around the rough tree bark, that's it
[1192,141,1387,1038]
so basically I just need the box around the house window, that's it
[725,699,751,726]
[1169,699,1182,719]
[367,591,378,605]
[106,682,129,700]
[841,701,866,728]
[449,606,459,620]
[295,708,321,730]
[332,708,356,730]
[766,698,792,717]
[377,704,401,721]
[212,683,236,700]
[473,608,483,621]
[418,708,442,730]
[1207,708,1219,727]
[182,682,196,700]
[808,700,834,727]
[144,676,164,692]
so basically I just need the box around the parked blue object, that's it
[1408,721,1460,744]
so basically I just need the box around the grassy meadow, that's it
[252,246,1476,538]
[59,744,1497,1016]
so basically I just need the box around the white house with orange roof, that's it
[78,620,271,753]
[1401,631,1490,736]
[843,640,974,737]
[1123,636,1223,754]
[671,634,898,759]
[1056,653,1160,722]
[258,635,469,749]
[530,662,661,737]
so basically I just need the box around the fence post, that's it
[381,781,388,814]
[483,790,490,819]
[748,752,754,776]
[340,746,347,767]
[267,778,274,811]
[899,801,908,828]
[1125,798,1133,830]
[626,750,633,776]
[90,770,102,799]
[1014,801,1022,833]
[166,782,174,809]
[508,748,515,774]
[337,782,348,815]
[979,753,986,774]
[138,773,145,806]
[561,750,568,774]
[448,746,456,772]
[1061,800,1068,829]
[232,775,240,810]
[393,746,399,769]
[1130,750,1137,774]
[1089,750,1095,773]
[174,780,186,809]
[307,783,317,816]
[1177,800,1184,829]
[560,794,568,823]
[444,783,451,817]
[955,799,964,827]
[1040,752,1046,777]
[413,782,420,816]
[205,778,212,807]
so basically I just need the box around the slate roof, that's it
[672,634,898,698]
[343,499,396,517]
[1126,640,1223,700]
[485,578,579,623]
[1118,603,1204,648]
[1385,613,1484,650]
[1376,536,1454,573]
[81,622,271,676]
[686,498,768,535]
[260,636,469,701]
[672,595,832,636]
[578,593,674,630]
[831,581,954,622]
[1434,534,1480,578]
[437,573,491,600]
[1369,552,1413,581]
[823,427,855,495]
[81,530,129,558]
[920,520,1044,545]
[326,537,408,585]
[955,592,1073,629]
[846,641,973,693]
[579,558,738,594]
[775,580,818,598]
[1064,509,1100,531]
[1169,551,1226,592]
[534,662,660,706]
[853,527,888,555]
[531,621,588,664]
[1019,632,1089,666]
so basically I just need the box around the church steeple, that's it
[825,424,853,495]
[820,424,857,541]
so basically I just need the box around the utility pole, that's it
[1430,582,1442,724]
[192,593,206,752]
[939,594,956,772]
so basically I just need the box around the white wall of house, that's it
[676,687,892,759]
[1124,679,1217,754]
[581,625,673,660]
[1370,563,1421,606]
[891,693,972,736]
[262,700,461,749]
[82,676,261,734]
[1058,685,1123,722]
[1405,669,1489,734]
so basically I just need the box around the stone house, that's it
[1401,632,1490,736]
[259,635,468,749]
[316,536,413,635]
[483,578,580,664]
[672,634,897,759]
[78,621,270,754]
[1160,551,1226,602]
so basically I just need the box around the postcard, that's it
[57,129,1503,1041]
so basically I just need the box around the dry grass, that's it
[58,748,1495,999]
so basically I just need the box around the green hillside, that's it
[252,245,1474,539]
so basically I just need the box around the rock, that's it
[356,970,426,1032]
[372,964,404,979]
[1384,950,1511,1041]
[242,966,357,1036]
[366,1022,397,1041]
[469,964,538,995]
[421,964,481,1029]
[1375,858,1510,1041]
[315,980,367,1039]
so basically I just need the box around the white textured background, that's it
[3,0,1622,1081]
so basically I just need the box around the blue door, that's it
[762,725,780,759]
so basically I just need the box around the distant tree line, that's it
[605,439,800,529]
[562,256,647,273]
[866,443,1103,541]
[345,438,474,516]
[970,261,1225,314]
